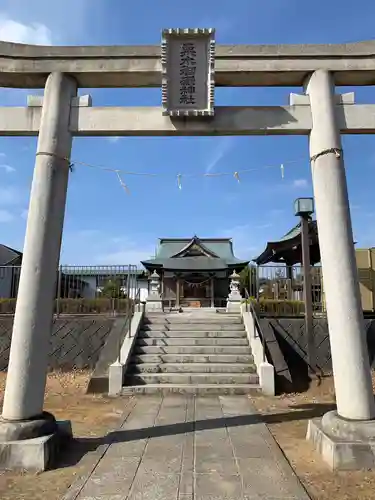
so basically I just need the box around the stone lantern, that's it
[149,270,161,295]
[226,270,243,312]
[146,270,163,312]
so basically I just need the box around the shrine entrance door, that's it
[179,274,214,308]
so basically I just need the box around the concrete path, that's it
[63,395,310,500]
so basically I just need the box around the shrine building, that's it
[141,236,249,308]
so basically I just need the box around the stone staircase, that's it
[122,310,260,395]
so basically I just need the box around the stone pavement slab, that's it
[62,395,310,500]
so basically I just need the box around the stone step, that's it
[127,362,256,374]
[121,384,260,395]
[133,345,252,355]
[143,323,245,331]
[131,353,255,364]
[146,309,239,313]
[144,316,243,325]
[124,373,259,385]
[139,330,247,338]
[135,338,249,346]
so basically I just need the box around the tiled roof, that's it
[253,220,320,266]
[155,236,243,262]
[278,222,303,242]
[0,244,22,265]
[142,257,230,271]
[142,236,249,271]
[60,267,146,276]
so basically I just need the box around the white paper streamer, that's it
[115,171,130,194]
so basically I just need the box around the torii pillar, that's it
[0,72,76,470]
[305,70,375,469]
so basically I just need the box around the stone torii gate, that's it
[1,37,375,470]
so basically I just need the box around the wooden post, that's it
[210,276,215,308]
[273,282,279,300]
[176,276,180,308]
[160,271,165,309]
[286,264,293,300]
[301,215,315,374]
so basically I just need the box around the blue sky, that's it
[1,0,375,265]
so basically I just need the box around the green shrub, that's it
[0,299,16,314]
[244,298,305,316]
[55,298,133,314]
[0,298,135,315]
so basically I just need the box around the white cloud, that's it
[60,230,156,266]
[293,178,309,188]
[107,137,121,144]
[0,164,16,173]
[96,247,155,266]
[0,209,14,223]
[20,209,28,220]
[205,137,234,174]
[94,237,155,265]
[0,14,52,45]
[219,224,262,260]
[0,186,25,205]
[76,229,102,238]
[269,208,285,216]
[222,192,238,205]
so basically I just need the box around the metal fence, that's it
[0,263,326,316]
[247,265,324,316]
[0,265,140,315]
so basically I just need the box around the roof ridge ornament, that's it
[171,236,219,259]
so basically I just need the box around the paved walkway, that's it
[63,395,310,500]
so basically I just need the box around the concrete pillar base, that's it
[108,361,124,396]
[226,294,242,312]
[0,411,57,441]
[145,294,163,313]
[0,419,72,471]
[258,362,275,396]
[307,410,375,470]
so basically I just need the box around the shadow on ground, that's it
[56,401,336,469]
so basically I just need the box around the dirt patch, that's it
[0,371,129,500]
[251,374,375,500]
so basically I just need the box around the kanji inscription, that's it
[179,42,197,105]
[161,29,215,117]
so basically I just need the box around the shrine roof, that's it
[0,244,22,265]
[141,236,249,271]
[278,222,305,242]
[155,237,238,260]
[60,267,147,277]
[253,220,320,266]
[142,257,229,271]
